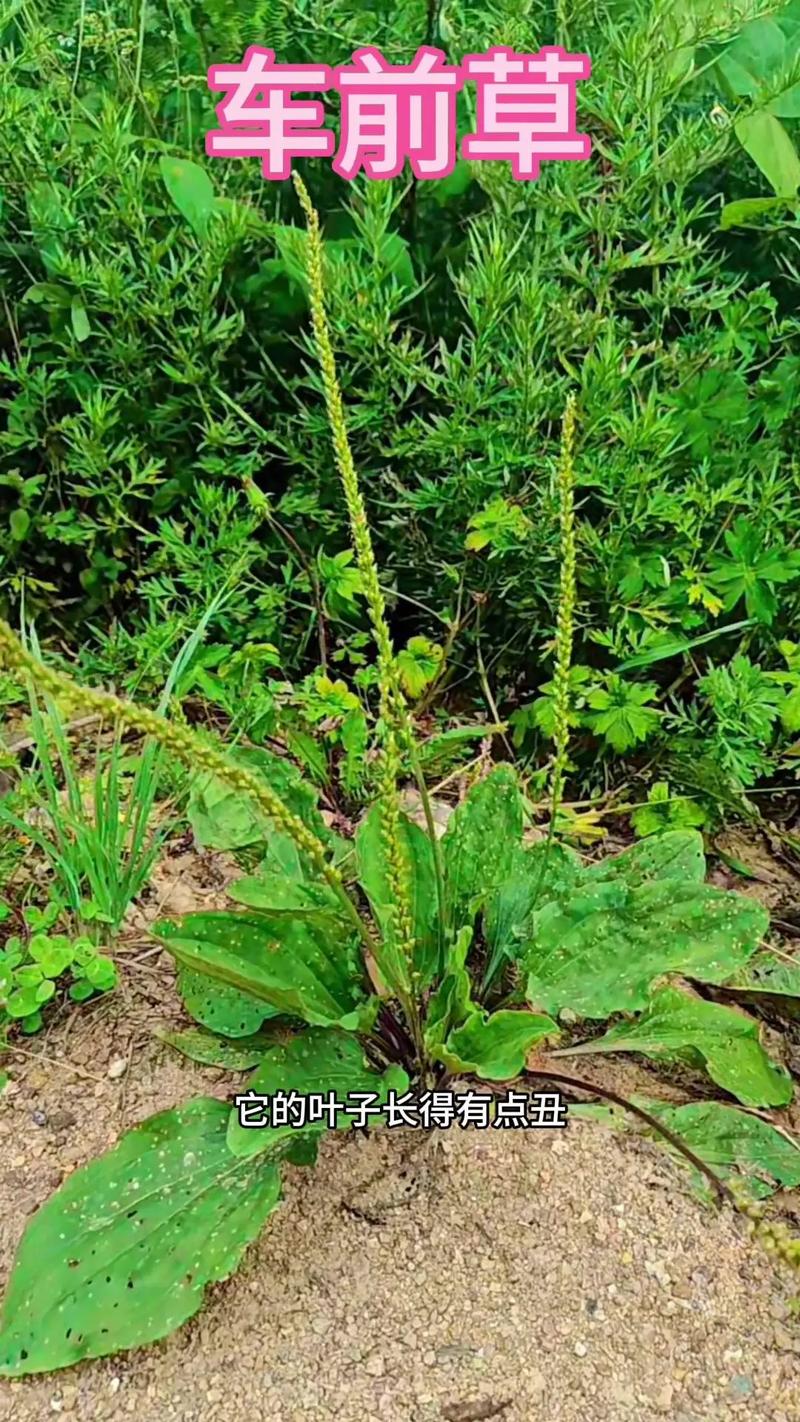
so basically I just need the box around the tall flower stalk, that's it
[292,173,424,1048]
[548,392,578,824]
[525,393,579,928]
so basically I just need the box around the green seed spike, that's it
[549,391,578,824]
[292,172,420,1049]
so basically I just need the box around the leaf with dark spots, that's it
[0,1099,280,1376]
[155,910,375,1031]
[570,985,792,1107]
[177,965,279,1038]
[226,1026,409,1158]
[524,879,767,1019]
[438,1008,558,1080]
[442,766,524,927]
[155,1024,285,1070]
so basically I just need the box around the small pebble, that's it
[728,1375,754,1400]
[49,1109,77,1131]
[529,1369,546,1396]
[651,1382,674,1412]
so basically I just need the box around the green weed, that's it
[1,170,799,1376]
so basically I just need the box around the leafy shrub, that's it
[2,0,800,795]
[0,180,798,1376]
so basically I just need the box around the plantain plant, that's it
[0,175,798,1379]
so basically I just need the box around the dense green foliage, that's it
[2,0,800,802]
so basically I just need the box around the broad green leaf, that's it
[356,806,439,989]
[524,879,767,1019]
[482,872,536,989]
[227,871,338,915]
[735,111,800,198]
[256,827,347,882]
[158,157,216,237]
[429,157,473,203]
[376,232,416,292]
[177,965,278,1038]
[271,226,358,291]
[0,1099,281,1376]
[156,1024,281,1069]
[439,1008,557,1080]
[572,985,791,1107]
[424,931,474,1055]
[257,829,313,879]
[715,19,787,98]
[188,747,330,852]
[712,16,800,117]
[227,1027,408,1158]
[156,911,374,1031]
[584,830,706,887]
[442,765,524,924]
[725,955,800,1019]
[482,840,582,989]
[22,281,72,308]
[720,196,795,230]
[645,1099,800,1200]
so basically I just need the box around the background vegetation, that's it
[2,0,800,820]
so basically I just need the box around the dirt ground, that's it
[1,985,799,1422]
[2,824,800,1422]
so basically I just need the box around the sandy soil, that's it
[1,825,799,1422]
[0,991,798,1422]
